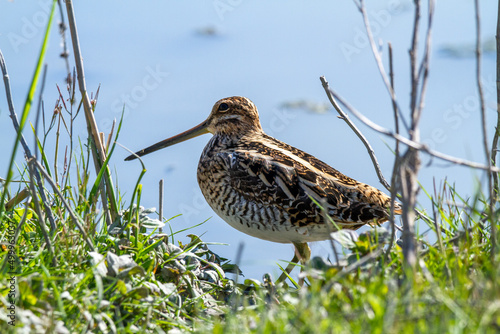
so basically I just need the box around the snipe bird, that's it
[125,96,401,282]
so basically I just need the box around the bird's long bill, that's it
[125,120,210,161]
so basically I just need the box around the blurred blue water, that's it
[0,0,496,280]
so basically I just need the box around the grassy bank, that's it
[1,153,498,333]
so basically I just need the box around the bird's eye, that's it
[218,103,229,112]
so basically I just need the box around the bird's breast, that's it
[196,140,332,243]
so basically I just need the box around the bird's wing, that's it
[258,134,402,216]
[219,137,397,228]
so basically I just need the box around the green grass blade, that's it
[0,0,57,219]
[88,113,124,208]
[30,123,52,178]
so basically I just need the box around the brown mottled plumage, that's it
[126,96,401,281]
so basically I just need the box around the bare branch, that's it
[399,0,435,278]
[28,161,56,267]
[388,43,399,127]
[475,0,496,261]
[320,76,391,191]
[492,0,500,195]
[387,42,400,260]
[65,0,117,224]
[0,50,57,231]
[326,87,500,173]
[416,0,435,122]
[357,0,409,132]
[409,0,421,119]
[159,179,164,234]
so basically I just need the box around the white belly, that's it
[207,198,331,244]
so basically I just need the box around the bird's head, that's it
[205,96,263,136]
[125,96,263,161]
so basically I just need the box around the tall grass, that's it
[0,45,239,332]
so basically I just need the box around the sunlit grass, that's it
[4,136,498,333]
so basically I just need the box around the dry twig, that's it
[56,0,72,84]
[27,161,56,267]
[353,0,435,277]
[475,0,496,261]
[387,43,401,260]
[355,0,409,132]
[64,0,118,225]
[320,76,391,191]
[492,2,500,197]
[327,89,500,173]
[0,50,57,231]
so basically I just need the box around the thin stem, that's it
[28,161,56,267]
[416,0,435,125]
[56,0,72,84]
[357,0,410,132]
[159,179,164,234]
[492,0,500,197]
[65,0,118,224]
[54,112,61,184]
[320,198,340,266]
[431,179,450,282]
[0,50,57,232]
[34,64,48,162]
[475,0,496,262]
[62,70,77,191]
[409,0,421,119]
[387,42,401,261]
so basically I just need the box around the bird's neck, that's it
[206,130,265,151]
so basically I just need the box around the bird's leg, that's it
[294,242,311,286]
[276,253,299,284]
[275,242,311,285]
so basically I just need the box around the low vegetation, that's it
[1,147,498,333]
